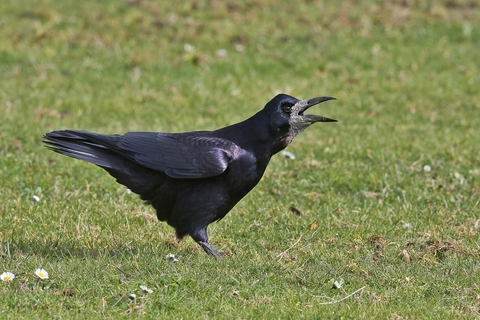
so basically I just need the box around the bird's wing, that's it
[117,132,240,179]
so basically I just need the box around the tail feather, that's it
[44,130,123,168]
[43,130,166,200]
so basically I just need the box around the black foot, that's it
[198,241,222,259]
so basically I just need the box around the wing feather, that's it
[117,132,239,179]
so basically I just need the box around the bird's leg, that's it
[191,229,222,259]
[198,241,222,259]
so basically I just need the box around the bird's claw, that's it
[198,241,222,260]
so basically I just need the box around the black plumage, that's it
[44,93,337,258]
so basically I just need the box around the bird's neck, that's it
[215,110,290,158]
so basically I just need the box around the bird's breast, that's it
[224,149,267,196]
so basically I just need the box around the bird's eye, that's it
[282,104,292,113]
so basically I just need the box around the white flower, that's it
[332,279,343,289]
[1,272,15,282]
[166,253,179,262]
[280,150,296,160]
[234,44,245,52]
[423,165,431,172]
[216,49,228,57]
[140,285,154,294]
[184,43,195,52]
[35,268,49,279]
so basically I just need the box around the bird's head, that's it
[265,93,337,147]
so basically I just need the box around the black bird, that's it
[44,94,337,258]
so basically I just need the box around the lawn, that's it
[1,0,479,318]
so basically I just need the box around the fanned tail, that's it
[43,130,166,201]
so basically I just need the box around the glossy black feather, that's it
[43,93,336,258]
[118,133,240,178]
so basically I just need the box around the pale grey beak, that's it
[292,96,337,123]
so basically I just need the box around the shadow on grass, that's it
[2,236,182,261]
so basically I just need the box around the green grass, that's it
[1,0,479,318]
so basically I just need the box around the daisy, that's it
[1,272,15,282]
[35,268,49,279]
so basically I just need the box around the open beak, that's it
[293,96,337,123]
